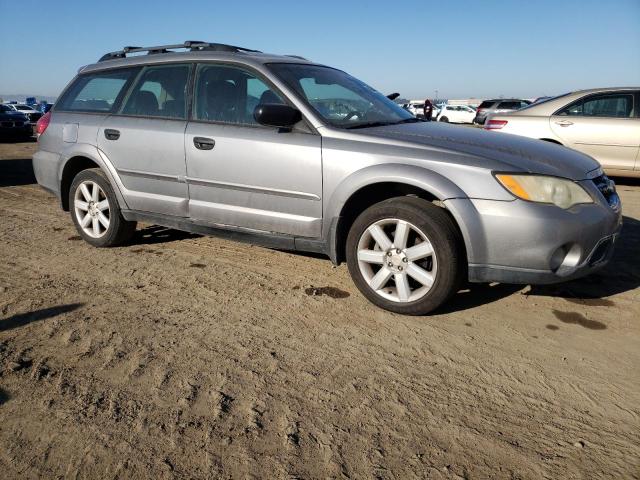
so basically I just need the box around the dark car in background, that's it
[7,103,43,125]
[0,104,32,139]
[473,98,531,125]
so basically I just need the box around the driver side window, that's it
[193,64,285,126]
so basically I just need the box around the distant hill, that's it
[0,94,58,103]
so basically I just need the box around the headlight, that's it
[495,174,593,209]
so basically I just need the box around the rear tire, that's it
[69,168,136,247]
[439,116,449,122]
[346,196,465,315]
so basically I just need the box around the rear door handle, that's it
[555,120,574,127]
[104,128,120,140]
[193,137,215,150]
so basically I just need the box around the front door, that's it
[97,63,191,216]
[550,91,640,171]
[184,63,322,238]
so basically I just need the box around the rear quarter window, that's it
[56,69,138,113]
[478,101,495,109]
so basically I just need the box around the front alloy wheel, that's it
[357,219,437,303]
[346,197,464,315]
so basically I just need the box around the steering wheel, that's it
[343,110,363,121]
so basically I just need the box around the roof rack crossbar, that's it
[98,41,261,62]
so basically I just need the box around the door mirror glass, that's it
[254,104,302,128]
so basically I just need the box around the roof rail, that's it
[98,41,261,62]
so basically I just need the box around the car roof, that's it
[80,48,319,75]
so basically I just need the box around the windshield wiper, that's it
[344,121,394,130]
[344,117,424,129]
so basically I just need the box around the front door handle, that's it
[555,120,574,127]
[104,128,120,140]
[193,137,215,150]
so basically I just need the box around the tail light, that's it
[35,111,51,137]
[476,108,484,116]
[485,119,508,130]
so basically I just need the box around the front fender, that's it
[324,163,468,231]
[323,163,471,262]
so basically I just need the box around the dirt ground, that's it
[0,140,638,480]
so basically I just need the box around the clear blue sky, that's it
[1,0,638,100]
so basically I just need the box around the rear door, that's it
[184,63,322,237]
[97,63,192,216]
[550,91,640,171]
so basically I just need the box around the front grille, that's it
[15,121,24,127]
[1,121,14,128]
[592,174,619,210]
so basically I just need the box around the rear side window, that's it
[558,93,634,118]
[120,64,190,119]
[478,101,495,109]
[497,101,522,110]
[57,69,136,113]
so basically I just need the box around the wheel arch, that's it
[58,145,128,211]
[325,164,468,264]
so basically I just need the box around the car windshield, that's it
[0,105,11,112]
[268,63,416,129]
[16,105,31,110]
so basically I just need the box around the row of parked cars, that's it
[0,102,54,139]
[400,98,534,124]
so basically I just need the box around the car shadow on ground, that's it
[0,303,83,333]
[0,388,9,406]
[0,158,36,187]
[132,225,202,245]
[0,136,36,145]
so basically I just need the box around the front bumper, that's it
[445,192,623,285]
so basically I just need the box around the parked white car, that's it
[437,104,476,123]
[484,87,640,177]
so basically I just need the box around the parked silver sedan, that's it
[484,88,640,177]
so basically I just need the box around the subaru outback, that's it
[33,41,622,315]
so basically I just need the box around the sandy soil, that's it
[0,140,639,479]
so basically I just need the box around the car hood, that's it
[354,122,600,179]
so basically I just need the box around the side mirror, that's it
[254,104,302,129]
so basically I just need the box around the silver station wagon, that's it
[33,41,622,315]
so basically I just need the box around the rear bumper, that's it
[445,195,623,285]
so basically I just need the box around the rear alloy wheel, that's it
[346,197,464,315]
[69,168,136,247]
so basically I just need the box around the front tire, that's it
[69,168,136,247]
[346,197,465,315]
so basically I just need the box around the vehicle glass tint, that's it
[0,105,12,112]
[194,64,286,125]
[559,93,634,118]
[269,63,413,128]
[57,70,135,112]
[121,64,190,119]
[478,101,495,109]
